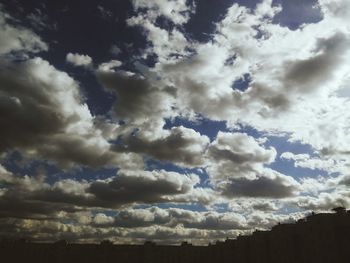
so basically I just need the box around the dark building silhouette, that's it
[1,208,350,263]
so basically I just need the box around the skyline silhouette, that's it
[2,207,350,262]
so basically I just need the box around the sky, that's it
[0,0,350,245]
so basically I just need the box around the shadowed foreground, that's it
[2,208,350,263]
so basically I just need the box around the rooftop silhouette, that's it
[1,207,350,263]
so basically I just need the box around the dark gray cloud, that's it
[204,132,300,199]
[111,207,170,228]
[284,32,350,92]
[208,141,273,165]
[89,170,199,207]
[0,198,79,220]
[94,206,247,231]
[220,172,299,198]
[251,201,279,212]
[206,132,276,180]
[115,126,209,167]
[96,69,174,126]
[0,58,136,168]
[0,59,68,151]
[0,166,202,219]
[339,175,350,186]
[246,32,350,115]
[0,168,86,219]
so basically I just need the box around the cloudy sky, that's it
[0,0,350,245]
